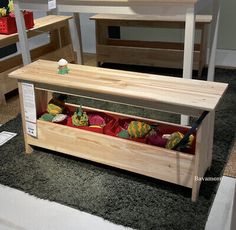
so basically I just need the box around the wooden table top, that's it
[9,60,227,114]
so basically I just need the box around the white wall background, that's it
[79,13,96,54]
[218,0,236,50]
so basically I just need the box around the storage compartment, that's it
[28,104,195,188]
[31,99,196,188]
[38,102,196,155]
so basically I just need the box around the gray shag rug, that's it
[0,67,235,230]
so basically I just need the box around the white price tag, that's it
[48,0,57,10]
[26,122,37,137]
[22,83,36,123]
[21,82,37,137]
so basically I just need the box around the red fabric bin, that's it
[0,11,34,35]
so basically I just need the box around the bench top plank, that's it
[9,59,227,113]
[0,15,72,48]
[90,13,212,23]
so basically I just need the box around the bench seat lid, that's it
[9,59,228,116]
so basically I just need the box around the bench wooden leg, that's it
[192,182,200,202]
[192,112,212,201]
[18,82,33,154]
[0,92,6,105]
[207,111,215,169]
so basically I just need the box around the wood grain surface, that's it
[9,59,228,113]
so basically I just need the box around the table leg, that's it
[69,13,84,64]
[207,0,220,82]
[0,93,6,105]
[14,0,31,65]
[17,82,33,154]
[191,111,210,202]
[181,7,196,126]
[47,9,62,50]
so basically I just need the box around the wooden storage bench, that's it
[91,14,212,77]
[9,59,227,201]
[0,15,76,105]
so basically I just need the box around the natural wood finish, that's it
[0,44,75,73]
[10,59,227,201]
[96,44,200,70]
[96,21,108,45]
[40,45,76,63]
[35,89,49,116]
[0,66,21,105]
[107,39,201,50]
[91,13,212,75]
[90,14,212,23]
[0,67,19,98]
[0,92,6,105]
[206,111,215,169]
[28,119,194,188]
[49,29,61,50]
[0,43,56,73]
[9,60,228,113]
[94,19,194,29]
[0,15,75,105]
[35,83,205,117]
[0,53,93,125]
[59,21,72,47]
[192,111,212,201]
[91,14,212,28]
[17,81,33,154]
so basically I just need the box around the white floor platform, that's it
[0,184,132,230]
[0,176,235,230]
[205,176,236,230]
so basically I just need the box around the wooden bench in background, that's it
[91,14,212,77]
[0,15,76,105]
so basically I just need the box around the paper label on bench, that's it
[48,0,57,10]
[22,83,36,123]
[26,121,37,137]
